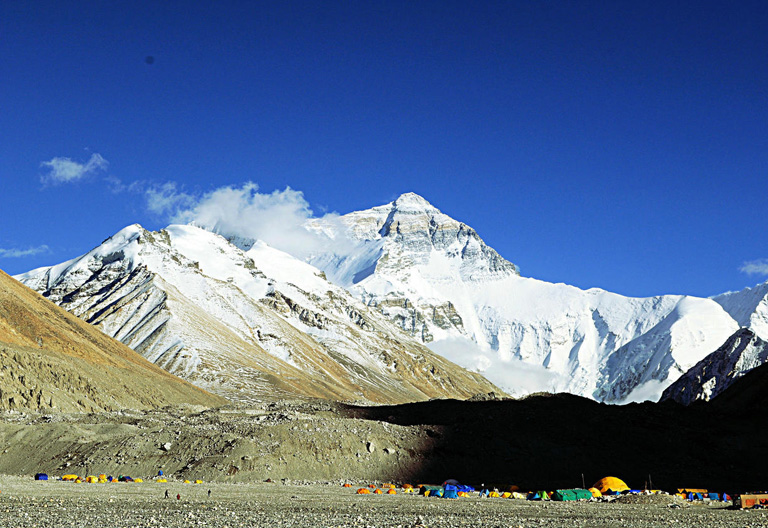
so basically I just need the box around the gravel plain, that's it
[0,476,765,528]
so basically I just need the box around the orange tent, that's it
[343,483,352,488]
[356,488,370,494]
[387,489,396,495]
[592,476,629,494]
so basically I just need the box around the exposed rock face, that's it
[16,225,500,404]
[307,193,744,403]
[714,282,768,343]
[0,269,225,412]
[661,328,768,405]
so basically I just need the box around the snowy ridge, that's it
[306,193,749,402]
[713,282,768,341]
[661,328,768,404]
[16,224,500,404]
[16,192,768,404]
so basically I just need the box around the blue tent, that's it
[34,473,48,481]
[443,487,459,499]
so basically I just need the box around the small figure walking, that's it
[207,489,211,498]
[164,489,169,499]
[176,493,181,500]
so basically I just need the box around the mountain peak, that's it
[392,192,437,212]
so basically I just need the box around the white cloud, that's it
[156,181,354,260]
[427,336,568,398]
[145,182,197,216]
[40,153,108,184]
[740,259,768,276]
[0,245,50,258]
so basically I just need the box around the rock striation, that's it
[16,224,500,404]
[660,328,768,405]
[0,269,225,411]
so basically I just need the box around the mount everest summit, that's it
[15,192,768,404]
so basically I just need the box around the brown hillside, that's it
[0,269,226,411]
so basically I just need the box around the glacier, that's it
[305,192,766,402]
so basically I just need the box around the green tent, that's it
[419,485,444,497]
[551,489,593,501]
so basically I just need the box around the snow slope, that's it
[306,193,744,402]
[661,328,768,404]
[16,224,500,404]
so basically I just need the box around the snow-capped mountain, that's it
[713,282,768,341]
[306,193,748,402]
[660,328,768,405]
[16,191,768,404]
[15,224,500,404]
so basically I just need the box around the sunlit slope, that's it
[0,269,227,411]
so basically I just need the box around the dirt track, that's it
[0,476,764,528]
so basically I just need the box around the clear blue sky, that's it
[2,1,767,297]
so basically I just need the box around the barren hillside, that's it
[0,269,226,411]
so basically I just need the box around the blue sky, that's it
[1,1,767,298]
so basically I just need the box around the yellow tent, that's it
[62,474,79,481]
[592,476,629,494]
[589,487,602,498]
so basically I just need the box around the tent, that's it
[527,491,550,501]
[356,488,370,494]
[420,485,444,497]
[34,473,48,481]
[588,487,602,498]
[552,489,593,501]
[592,476,629,494]
[443,485,459,499]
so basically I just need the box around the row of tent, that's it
[350,476,733,502]
[35,473,203,485]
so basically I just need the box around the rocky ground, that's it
[0,476,764,528]
[0,394,767,492]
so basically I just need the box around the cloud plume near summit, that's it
[147,182,353,260]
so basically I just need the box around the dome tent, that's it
[592,476,629,494]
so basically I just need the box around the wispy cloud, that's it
[40,153,108,184]
[0,245,50,258]
[145,182,197,216]
[147,181,353,260]
[740,259,768,276]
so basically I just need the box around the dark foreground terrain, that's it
[0,476,764,528]
[0,390,765,494]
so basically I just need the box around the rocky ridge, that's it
[307,193,748,403]
[661,328,768,405]
[0,269,225,412]
[16,225,500,404]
